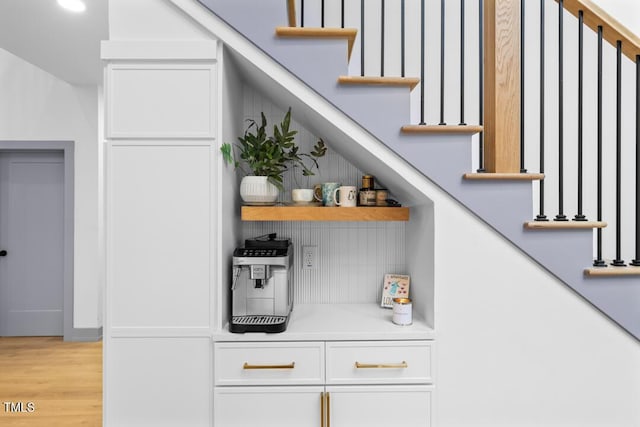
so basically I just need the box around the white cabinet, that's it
[213,340,434,426]
[103,40,218,427]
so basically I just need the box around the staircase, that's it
[186,0,640,339]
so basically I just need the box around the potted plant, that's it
[221,107,327,204]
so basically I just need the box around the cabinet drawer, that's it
[214,342,324,386]
[326,341,433,385]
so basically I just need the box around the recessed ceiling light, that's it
[57,0,86,13]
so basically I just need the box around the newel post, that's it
[483,0,521,173]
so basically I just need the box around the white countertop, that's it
[213,303,435,342]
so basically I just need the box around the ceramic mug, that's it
[292,188,315,203]
[314,182,341,206]
[313,184,323,203]
[333,185,357,207]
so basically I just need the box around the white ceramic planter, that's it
[240,176,279,204]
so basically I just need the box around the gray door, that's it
[0,151,65,336]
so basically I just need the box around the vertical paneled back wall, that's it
[240,85,408,304]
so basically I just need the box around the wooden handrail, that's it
[559,0,640,61]
[287,0,296,27]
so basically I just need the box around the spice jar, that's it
[359,175,376,206]
[375,189,388,206]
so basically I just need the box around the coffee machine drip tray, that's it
[229,314,290,333]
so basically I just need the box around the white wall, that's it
[217,46,244,330]
[591,0,640,34]
[108,0,212,40]
[428,172,640,426]
[0,48,101,330]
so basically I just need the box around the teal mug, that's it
[314,182,341,206]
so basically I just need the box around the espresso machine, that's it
[230,234,293,333]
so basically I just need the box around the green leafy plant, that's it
[291,138,327,188]
[221,108,327,191]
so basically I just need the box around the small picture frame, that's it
[381,274,410,308]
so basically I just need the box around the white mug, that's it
[333,186,357,207]
[292,188,315,203]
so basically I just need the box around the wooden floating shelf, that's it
[524,221,607,230]
[584,264,640,277]
[401,124,484,135]
[241,206,410,222]
[463,172,545,181]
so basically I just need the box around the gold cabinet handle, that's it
[354,361,408,369]
[320,392,325,427]
[242,362,295,370]
[326,392,330,427]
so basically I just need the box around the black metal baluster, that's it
[439,0,447,125]
[460,0,466,125]
[536,0,548,221]
[594,26,606,266]
[420,0,426,125]
[381,0,385,77]
[361,0,365,76]
[341,0,345,28]
[612,40,626,266]
[301,0,305,27]
[321,0,325,27]
[632,55,640,266]
[555,0,567,221]
[575,10,587,221]
[478,0,485,172]
[401,0,406,77]
[520,0,526,172]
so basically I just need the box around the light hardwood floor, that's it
[0,337,102,426]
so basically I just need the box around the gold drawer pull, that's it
[242,362,295,370]
[355,361,408,369]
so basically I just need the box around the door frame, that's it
[0,141,74,340]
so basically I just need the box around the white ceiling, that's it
[0,0,108,86]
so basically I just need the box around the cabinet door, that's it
[107,338,211,427]
[214,386,324,427]
[107,144,211,331]
[326,385,432,427]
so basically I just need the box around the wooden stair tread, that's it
[338,76,420,90]
[402,124,483,135]
[275,27,357,59]
[524,220,607,229]
[585,264,640,277]
[463,172,545,181]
